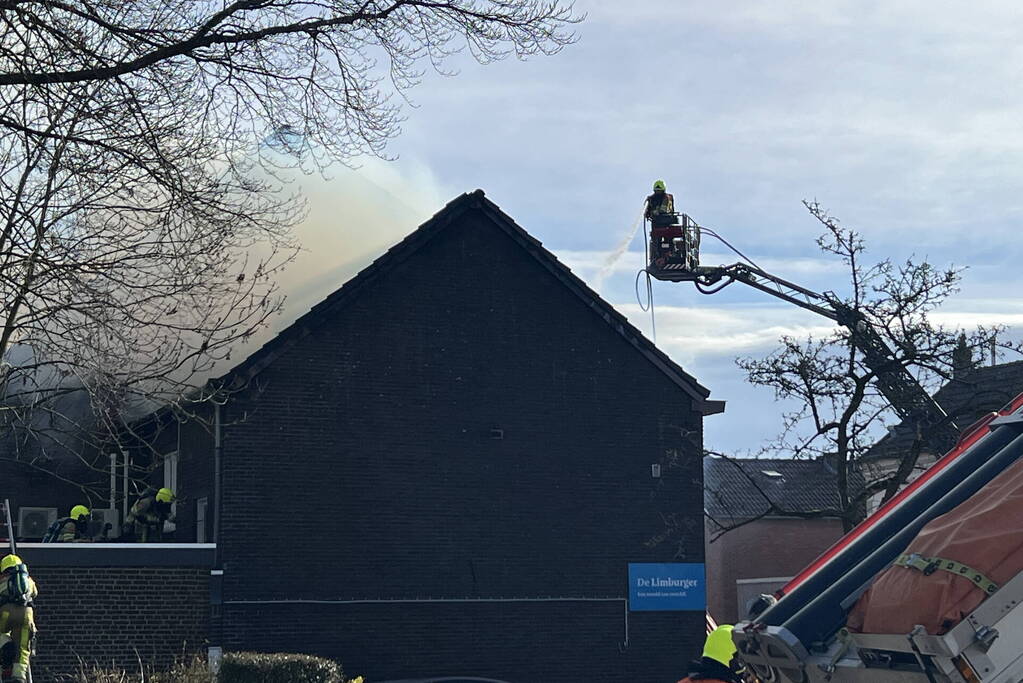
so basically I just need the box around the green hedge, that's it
[219,652,345,683]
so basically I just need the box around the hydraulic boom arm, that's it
[646,218,960,455]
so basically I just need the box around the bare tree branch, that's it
[0,0,580,492]
[718,202,1023,534]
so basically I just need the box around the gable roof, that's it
[867,361,1023,459]
[217,189,722,414]
[703,456,851,524]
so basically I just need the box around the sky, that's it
[262,1,1023,454]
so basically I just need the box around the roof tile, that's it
[704,456,853,523]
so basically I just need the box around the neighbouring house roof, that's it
[213,189,723,415]
[867,361,1023,460]
[704,456,852,525]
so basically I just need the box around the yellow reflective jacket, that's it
[645,191,675,217]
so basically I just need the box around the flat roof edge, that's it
[15,543,215,568]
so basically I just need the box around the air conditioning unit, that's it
[90,508,120,540]
[17,507,57,540]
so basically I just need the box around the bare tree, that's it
[0,1,580,492]
[725,202,1017,532]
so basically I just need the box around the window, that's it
[196,497,208,543]
[164,452,178,533]
[163,451,179,491]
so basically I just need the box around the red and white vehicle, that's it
[647,212,1023,682]
[734,393,1023,683]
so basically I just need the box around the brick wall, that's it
[705,517,845,622]
[209,206,712,682]
[223,602,703,682]
[16,546,212,683]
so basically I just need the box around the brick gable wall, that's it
[213,208,708,681]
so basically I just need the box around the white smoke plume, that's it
[591,206,645,294]
[239,158,453,352]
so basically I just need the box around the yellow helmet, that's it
[1,554,22,573]
[703,624,737,666]
[70,505,91,521]
[156,488,175,503]
[653,179,666,192]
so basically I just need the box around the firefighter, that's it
[126,487,176,542]
[644,179,676,227]
[677,624,745,683]
[0,554,37,683]
[42,504,92,543]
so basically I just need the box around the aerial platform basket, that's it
[646,213,702,279]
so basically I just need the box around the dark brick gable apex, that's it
[217,189,722,415]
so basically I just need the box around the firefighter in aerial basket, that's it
[676,624,747,683]
[644,179,677,227]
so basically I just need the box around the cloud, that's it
[409,1,1023,256]
[612,302,837,361]
[930,310,1023,330]
[213,1,1023,453]
[600,297,1023,366]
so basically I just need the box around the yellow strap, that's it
[895,553,1000,595]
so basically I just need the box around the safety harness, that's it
[41,517,73,543]
[3,565,33,606]
[895,552,1000,595]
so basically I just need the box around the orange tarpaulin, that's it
[849,455,1023,635]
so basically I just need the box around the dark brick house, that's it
[1,190,722,681]
[168,189,723,681]
[703,457,847,622]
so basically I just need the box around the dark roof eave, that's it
[701,399,726,416]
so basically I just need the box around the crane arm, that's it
[667,259,960,455]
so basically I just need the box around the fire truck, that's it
[648,212,1023,682]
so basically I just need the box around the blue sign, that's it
[628,563,706,611]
